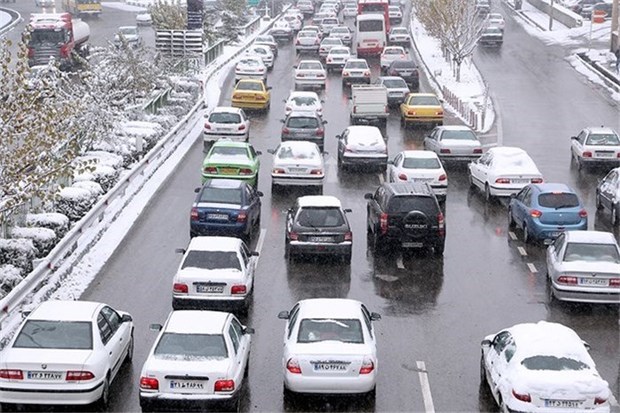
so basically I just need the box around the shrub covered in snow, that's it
[25,212,70,238]
[0,239,37,274]
[0,264,24,297]
[72,180,104,198]
[9,227,57,258]
[56,187,97,222]
[73,152,123,193]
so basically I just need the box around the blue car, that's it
[508,183,587,243]
[190,179,262,241]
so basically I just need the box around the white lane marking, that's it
[508,231,517,240]
[256,228,267,256]
[378,173,385,184]
[527,263,538,273]
[416,360,435,413]
[517,246,527,256]
[396,255,404,269]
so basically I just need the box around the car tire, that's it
[315,186,323,195]
[95,375,110,411]
[612,206,619,227]
[507,209,516,229]
[545,275,557,305]
[484,184,492,203]
[125,331,134,363]
[523,224,531,244]
[479,353,486,383]
[433,242,445,256]
[595,192,602,210]
[364,386,376,401]
[0,403,15,412]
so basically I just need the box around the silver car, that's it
[423,125,483,162]
[546,230,620,304]
[281,111,327,152]
[376,76,410,106]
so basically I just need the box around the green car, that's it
[201,140,261,186]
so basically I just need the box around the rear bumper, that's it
[289,241,352,256]
[203,132,247,142]
[529,221,587,240]
[341,155,387,167]
[551,283,620,305]
[402,115,443,124]
[231,99,269,110]
[140,389,239,411]
[342,77,371,85]
[272,175,324,186]
[295,78,326,87]
[439,154,481,162]
[284,371,375,394]
[0,379,104,405]
[488,184,526,197]
[190,222,249,238]
[172,294,251,311]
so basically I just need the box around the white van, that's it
[350,84,389,126]
[356,14,386,56]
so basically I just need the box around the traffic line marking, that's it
[508,231,517,241]
[256,228,267,256]
[396,255,405,269]
[517,246,527,256]
[526,263,537,273]
[416,360,435,413]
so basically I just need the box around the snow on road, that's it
[0,10,12,30]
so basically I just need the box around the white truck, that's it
[349,84,389,126]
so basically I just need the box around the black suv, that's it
[364,182,445,255]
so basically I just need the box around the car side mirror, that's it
[571,136,577,140]
[387,159,394,165]
[481,339,492,347]
[323,151,329,156]
[582,340,591,350]
[293,65,297,68]
[121,314,133,323]
[194,187,201,193]
[321,99,325,103]
[267,148,275,154]
[335,134,341,139]
[343,208,352,213]
[370,312,381,321]
[174,248,186,254]
[251,251,260,256]
[280,119,286,123]
[278,310,290,319]
[243,327,256,335]
[323,120,328,124]
[256,191,264,197]
[283,99,287,103]
[364,193,373,200]
[510,193,516,198]
[267,86,272,90]
[149,323,163,331]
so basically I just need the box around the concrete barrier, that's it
[526,0,583,28]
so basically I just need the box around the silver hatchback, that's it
[281,111,327,152]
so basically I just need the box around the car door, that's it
[231,317,250,376]
[227,321,245,386]
[98,307,128,380]
[571,130,586,158]
[338,129,348,158]
[360,304,377,352]
[424,129,439,153]
[513,187,531,228]
[484,331,513,400]
[546,232,566,278]
[286,205,297,240]
[240,242,254,288]
[245,186,257,225]
[367,187,385,233]
[599,170,618,211]
[470,152,491,189]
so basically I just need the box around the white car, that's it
[487,13,505,30]
[284,90,324,117]
[388,5,403,23]
[424,125,483,162]
[480,321,611,413]
[136,12,152,26]
[245,44,274,69]
[337,125,388,170]
[203,106,250,146]
[312,10,337,26]
[283,14,303,31]
[388,26,411,47]
[328,26,353,45]
[387,150,448,202]
[171,236,258,312]
[234,56,267,82]
[546,230,620,304]
[318,36,343,58]
[325,46,351,71]
[343,3,358,17]
[376,76,410,105]
[0,300,133,409]
[319,17,340,36]
[139,310,254,412]
[380,46,408,71]
[468,146,543,201]
[278,298,381,399]
[297,0,315,15]
[269,141,325,191]
[570,126,620,170]
[254,34,278,57]
[270,20,294,41]
[294,60,327,89]
[114,25,142,48]
[295,30,321,53]
[342,58,372,85]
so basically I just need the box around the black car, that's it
[365,182,445,255]
[285,195,353,262]
[386,59,419,90]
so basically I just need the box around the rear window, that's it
[290,96,317,106]
[392,60,416,69]
[537,192,579,208]
[402,157,441,169]
[299,61,323,70]
[563,242,620,263]
[585,133,620,146]
[297,318,363,344]
[277,145,319,160]
[236,81,262,91]
[346,61,368,69]
[441,129,477,140]
[383,78,407,88]
[521,356,589,371]
[209,112,241,124]
[13,320,93,350]
[287,116,319,129]
[200,187,242,204]
[296,207,346,227]
[210,146,249,157]
[358,19,384,32]
[384,48,402,55]
[388,196,437,214]
[409,96,441,106]
[182,250,242,271]
[155,333,228,359]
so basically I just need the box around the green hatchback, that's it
[201,140,261,186]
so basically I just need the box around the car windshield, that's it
[182,250,241,270]
[300,62,323,70]
[297,318,364,343]
[322,39,340,45]
[13,320,93,350]
[296,207,345,227]
[236,82,263,91]
[563,242,620,263]
[347,61,368,69]
[392,28,408,34]
[383,78,407,88]
[402,157,441,169]
[209,112,241,124]
[155,333,228,359]
[239,59,260,67]
[537,193,579,208]
[210,146,249,157]
[277,145,319,160]
[409,96,441,105]
[521,356,589,371]
[388,196,437,214]
[287,116,319,129]
[199,186,242,204]
[441,129,477,140]
[392,60,416,69]
[585,133,620,146]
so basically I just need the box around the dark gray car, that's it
[280,111,327,152]
[386,60,419,90]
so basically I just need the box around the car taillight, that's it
[473,148,483,154]
[0,370,23,380]
[285,106,292,112]
[273,168,285,174]
[530,178,543,183]
[239,168,253,175]
[440,149,451,154]
[190,207,199,221]
[380,213,388,234]
[315,127,325,136]
[66,371,95,381]
[204,123,211,130]
[579,209,588,218]
[398,173,407,181]
[296,39,300,45]
[315,39,320,44]
[594,396,608,405]
[512,389,531,403]
[238,124,246,131]
[327,57,332,62]
[495,178,510,184]
[385,105,389,113]
[582,151,592,158]
[173,283,189,293]
[344,146,353,152]
[204,166,217,174]
[231,285,247,295]
[255,95,266,101]
[214,379,235,392]
[530,209,542,218]
[407,110,416,116]
[27,48,34,58]
[437,212,445,237]
[363,71,370,76]
[557,276,578,285]
[344,231,352,241]
[289,232,299,241]
[359,358,374,374]
[310,169,323,175]
[438,174,447,181]
[232,93,241,99]
[343,71,349,77]
[610,278,620,287]
[320,47,325,52]
[436,110,443,116]
[286,358,302,374]
[237,211,247,222]
[282,127,290,134]
[140,377,159,390]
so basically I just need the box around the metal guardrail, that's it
[143,87,172,114]
[239,15,262,37]
[0,3,291,335]
[205,39,226,66]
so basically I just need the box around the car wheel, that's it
[612,206,619,227]
[576,156,583,170]
[546,275,557,305]
[469,173,476,189]
[364,386,376,401]
[484,184,492,202]
[507,209,516,229]
[523,224,531,244]
[125,331,134,363]
[372,231,383,254]
[0,403,15,412]
[595,192,602,210]
[315,185,323,195]
[479,353,486,383]
[96,375,110,411]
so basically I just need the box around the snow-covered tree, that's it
[414,0,485,82]
[150,0,187,30]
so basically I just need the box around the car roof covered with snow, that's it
[297,195,342,208]
[30,300,102,321]
[187,236,244,252]
[297,298,364,318]
[164,310,229,335]
[210,106,243,115]
[563,230,618,244]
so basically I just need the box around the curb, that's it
[0,7,22,38]
[575,52,620,92]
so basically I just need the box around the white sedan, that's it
[284,90,324,117]
[468,146,543,201]
[318,36,343,59]
[203,106,250,145]
[234,56,267,83]
[380,46,408,72]
[171,236,258,312]
[325,46,351,71]
[336,125,388,171]
[0,300,134,409]
[329,26,352,45]
[343,3,358,17]
[269,141,325,192]
[424,125,483,162]
[570,126,620,170]
[139,310,254,412]
[245,44,274,69]
[278,298,381,399]
[546,230,620,304]
[480,321,611,413]
[294,60,327,89]
[387,150,448,202]
[388,26,411,47]
[486,13,505,30]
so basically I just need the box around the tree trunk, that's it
[455,61,461,82]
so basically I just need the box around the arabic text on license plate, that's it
[207,213,228,220]
[196,285,224,293]
[314,363,346,371]
[289,167,306,174]
[309,236,332,242]
[511,179,530,184]
[579,278,609,286]
[402,241,423,248]
[544,399,582,408]
[27,371,63,380]
[220,168,238,174]
[170,380,205,390]
[595,152,614,158]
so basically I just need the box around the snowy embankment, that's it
[0,11,11,29]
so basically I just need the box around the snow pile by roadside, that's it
[409,15,495,133]
[0,11,11,29]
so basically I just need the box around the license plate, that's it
[170,380,205,390]
[389,92,403,97]
[413,178,433,182]
[309,236,333,242]
[220,168,238,174]
[27,371,63,380]
[196,284,225,293]
[595,151,614,158]
[313,363,346,371]
[544,399,582,408]
[579,278,609,286]
[402,241,423,248]
[549,231,563,238]
[511,179,530,184]
[289,167,306,173]
[207,213,228,220]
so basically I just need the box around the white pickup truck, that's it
[349,85,389,126]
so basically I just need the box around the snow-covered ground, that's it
[0,10,12,30]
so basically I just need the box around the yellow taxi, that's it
[231,79,271,111]
[400,93,444,128]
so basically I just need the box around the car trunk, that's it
[194,202,245,224]
[3,348,91,384]
[291,343,366,378]
[439,139,481,156]
[177,268,244,296]
[149,358,231,395]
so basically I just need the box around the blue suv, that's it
[508,183,587,243]
[190,179,263,241]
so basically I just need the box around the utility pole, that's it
[611,0,619,51]
[548,0,555,31]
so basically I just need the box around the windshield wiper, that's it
[554,204,577,209]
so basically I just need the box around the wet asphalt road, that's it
[4,1,619,412]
